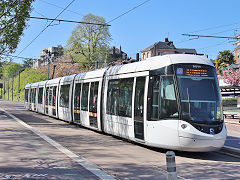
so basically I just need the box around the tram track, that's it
[1,100,240,179]
[218,149,240,159]
[225,121,240,126]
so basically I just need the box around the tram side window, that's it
[74,83,81,109]
[25,89,29,102]
[53,86,57,106]
[59,84,70,108]
[81,83,89,111]
[119,78,133,117]
[134,77,145,118]
[48,87,53,106]
[148,76,178,120]
[107,80,119,116]
[89,82,99,113]
[107,78,134,117]
[159,76,178,119]
[151,76,160,120]
[32,88,36,103]
[29,89,32,103]
[45,87,49,105]
[38,88,43,104]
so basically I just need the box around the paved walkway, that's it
[0,100,240,179]
[223,106,240,155]
[223,106,240,117]
[0,107,114,179]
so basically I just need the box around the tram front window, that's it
[175,64,223,124]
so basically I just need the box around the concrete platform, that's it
[1,100,240,179]
[0,107,114,180]
[222,117,240,157]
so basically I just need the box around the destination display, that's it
[185,69,208,77]
[175,65,213,77]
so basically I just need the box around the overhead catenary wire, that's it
[1,53,33,60]
[33,9,47,18]
[8,0,151,63]
[39,0,85,17]
[37,0,98,23]
[17,0,77,57]
[176,22,240,45]
[196,39,230,51]
[188,22,240,34]
[28,16,111,26]
[106,0,151,24]
[176,32,240,45]
[182,34,240,40]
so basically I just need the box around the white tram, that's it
[24,54,227,152]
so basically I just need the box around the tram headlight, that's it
[181,124,187,129]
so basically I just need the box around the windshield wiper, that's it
[187,88,191,119]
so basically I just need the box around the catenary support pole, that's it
[166,151,178,180]
[18,71,20,102]
[4,81,5,99]
[12,76,13,101]
[8,79,9,100]
[48,58,50,80]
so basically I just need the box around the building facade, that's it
[32,45,64,68]
[109,46,127,61]
[235,46,240,64]
[141,38,197,60]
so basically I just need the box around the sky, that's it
[10,0,240,64]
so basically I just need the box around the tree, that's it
[4,62,22,78]
[66,13,111,68]
[38,56,83,78]
[0,0,35,56]
[223,67,240,86]
[2,68,47,101]
[215,50,235,74]
[22,58,33,68]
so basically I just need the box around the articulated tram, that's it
[24,54,227,152]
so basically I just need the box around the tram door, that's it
[48,86,57,117]
[89,82,99,128]
[33,88,36,111]
[45,87,49,114]
[29,89,32,110]
[52,86,57,116]
[73,83,81,123]
[48,87,53,116]
[134,77,145,140]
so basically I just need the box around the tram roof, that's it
[60,74,76,83]
[75,68,106,81]
[46,77,62,85]
[30,82,39,88]
[25,83,31,88]
[38,80,48,86]
[106,54,212,76]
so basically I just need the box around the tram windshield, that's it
[175,64,223,124]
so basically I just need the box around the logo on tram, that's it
[210,128,215,135]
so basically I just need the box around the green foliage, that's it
[66,13,111,68]
[222,97,237,107]
[222,97,237,101]
[1,68,47,101]
[4,62,22,78]
[22,58,33,68]
[0,60,7,78]
[215,50,235,74]
[0,0,35,55]
[0,61,3,78]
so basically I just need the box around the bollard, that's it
[166,151,178,180]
